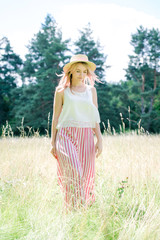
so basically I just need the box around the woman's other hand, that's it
[50,143,57,158]
[95,140,102,158]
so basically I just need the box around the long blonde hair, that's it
[56,62,100,91]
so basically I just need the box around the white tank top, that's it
[56,85,100,129]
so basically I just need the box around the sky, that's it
[0,0,160,83]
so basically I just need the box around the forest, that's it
[0,14,160,136]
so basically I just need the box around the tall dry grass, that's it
[0,133,160,239]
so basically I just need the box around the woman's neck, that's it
[70,82,86,92]
[71,80,84,87]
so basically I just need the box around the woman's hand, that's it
[50,142,57,158]
[95,140,103,158]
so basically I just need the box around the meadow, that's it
[0,132,160,240]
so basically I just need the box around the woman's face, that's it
[71,63,88,82]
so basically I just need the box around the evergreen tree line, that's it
[0,14,160,136]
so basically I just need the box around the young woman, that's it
[50,54,102,212]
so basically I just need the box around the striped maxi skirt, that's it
[55,127,95,210]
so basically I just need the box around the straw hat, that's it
[63,54,96,73]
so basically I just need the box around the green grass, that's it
[0,134,160,240]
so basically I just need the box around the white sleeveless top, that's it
[56,85,100,129]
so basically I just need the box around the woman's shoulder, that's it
[55,86,69,94]
[55,87,65,99]
[87,85,97,93]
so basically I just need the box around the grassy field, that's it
[0,133,160,240]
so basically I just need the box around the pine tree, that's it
[124,26,160,132]
[12,14,70,135]
[0,37,23,131]
[74,23,108,80]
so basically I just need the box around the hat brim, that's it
[63,60,96,73]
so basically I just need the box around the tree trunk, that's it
[154,68,157,90]
[141,73,145,114]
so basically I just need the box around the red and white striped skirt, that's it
[55,127,95,210]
